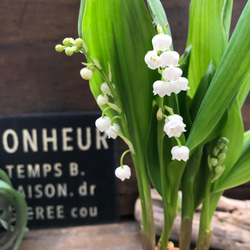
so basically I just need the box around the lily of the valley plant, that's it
[56,0,250,249]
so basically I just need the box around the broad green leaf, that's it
[146,96,186,197]
[189,60,216,121]
[179,45,192,78]
[146,0,172,49]
[214,98,244,179]
[187,0,233,98]
[186,1,250,152]
[81,0,158,149]
[213,130,250,192]
[146,105,162,195]
[181,146,204,216]
[237,75,250,108]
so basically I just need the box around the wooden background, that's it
[0,0,249,217]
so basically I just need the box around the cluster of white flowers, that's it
[145,33,190,162]
[94,83,129,181]
[95,82,120,139]
[56,37,132,181]
[145,33,189,97]
[164,114,189,161]
[95,115,120,140]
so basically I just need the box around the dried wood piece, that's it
[134,189,250,250]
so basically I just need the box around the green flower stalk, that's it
[56,0,250,249]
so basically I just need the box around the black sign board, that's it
[0,112,119,229]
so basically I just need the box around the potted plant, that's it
[55,0,250,249]
[0,169,27,250]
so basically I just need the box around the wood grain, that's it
[135,190,250,250]
[18,221,142,250]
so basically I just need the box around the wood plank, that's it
[19,221,142,250]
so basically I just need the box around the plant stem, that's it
[157,97,175,250]
[179,217,193,250]
[132,151,155,250]
[196,175,213,250]
[180,147,203,250]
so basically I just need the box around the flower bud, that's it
[156,108,163,120]
[217,142,226,150]
[101,82,113,96]
[65,47,74,56]
[217,153,226,164]
[215,165,224,174]
[55,44,64,52]
[213,146,220,157]
[115,165,131,181]
[80,68,93,80]
[221,146,228,153]
[63,37,74,46]
[97,95,108,106]
[74,38,83,48]
[209,157,218,167]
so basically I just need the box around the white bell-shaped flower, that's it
[105,123,120,139]
[160,51,180,68]
[162,66,183,81]
[115,165,131,181]
[95,116,111,132]
[174,77,189,92]
[164,114,186,138]
[97,95,108,106]
[153,80,174,97]
[171,146,190,161]
[144,50,161,70]
[80,68,93,80]
[152,34,172,52]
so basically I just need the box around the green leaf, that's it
[186,1,250,152]
[146,105,162,195]
[237,74,250,108]
[78,0,87,38]
[215,98,244,178]
[213,130,250,192]
[189,60,216,121]
[187,0,233,98]
[179,45,192,78]
[81,0,158,149]
[146,0,172,48]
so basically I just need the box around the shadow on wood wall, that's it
[0,0,249,216]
